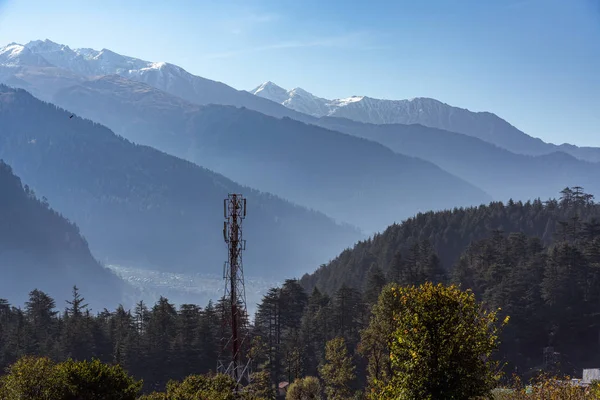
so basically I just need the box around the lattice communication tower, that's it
[217,194,251,388]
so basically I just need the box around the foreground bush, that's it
[139,372,274,400]
[286,376,322,400]
[0,356,142,400]
[363,282,507,399]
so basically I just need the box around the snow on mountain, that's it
[22,39,220,98]
[0,43,51,67]
[250,82,332,117]
[284,87,331,117]
[250,81,450,124]
[9,39,308,120]
[0,42,86,102]
[251,81,289,104]
[3,39,599,163]
[250,82,585,160]
[25,39,149,76]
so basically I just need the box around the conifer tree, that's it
[319,337,356,400]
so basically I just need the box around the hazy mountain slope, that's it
[53,76,492,233]
[251,82,600,163]
[0,64,84,103]
[317,117,600,201]
[0,160,127,309]
[0,85,361,279]
[18,40,316,123]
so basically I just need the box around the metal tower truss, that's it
[218,194,251,388]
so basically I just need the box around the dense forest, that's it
[2,187,599,396]
[302,186,599,294]
[0,159,125,308]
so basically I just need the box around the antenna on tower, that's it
[218,194,251,390]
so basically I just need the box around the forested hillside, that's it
[264,189,600,381]
[3,191,599,393]
[301,187,599,294]
[0,85,360,278]
[52,75,491,233]
[0,160,125,308]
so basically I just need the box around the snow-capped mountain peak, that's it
[250,83,331,117]
[248,81,457,124]
[0,43,52,67]
[253,81,284,92]
[0,43,26,59]
[5,39,300,118]
[26,39,66,53]
[251,81,289,104]
[22,40,149,76]
[288,87,309,96]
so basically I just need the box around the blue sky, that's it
[0,0,599,146]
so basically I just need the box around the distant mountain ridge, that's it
[51,75,492,234]
[2,39,315,123]
[251,81,600,163]
[1,39,598,163]
[316,117,600,202]
[0,85,362,279]
[2,39,597,214]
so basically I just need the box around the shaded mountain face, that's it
[0,160,126,309]
[251,82,600,163]
[0,85,361,279]
[52,76,492,234]
[316,117,600,202]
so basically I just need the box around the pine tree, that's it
[61,286,94,361]
[24,289,58,355]
[363,263,387,305]
[319,337,356,400]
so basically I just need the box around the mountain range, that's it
[0,85,361,280]
[49,75,491,233]
[1,38,600,303]
[316,117,600,202]
[251,81,600,163]
[5,40,598,165]
[2,39,598,230]
[0,40,313,123]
